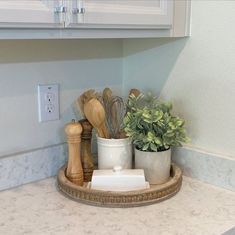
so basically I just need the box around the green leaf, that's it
[142,110,151,119]
[150,143,158,152]
[176,120,184,127]
[147,131,155,141]
[142,143,150,151]
[143,118,152,124]
[154,137,162,145]
[153,110,163,122]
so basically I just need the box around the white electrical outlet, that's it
[37,84,59,122]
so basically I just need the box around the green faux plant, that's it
[124,92,190,152]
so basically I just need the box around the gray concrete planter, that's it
[135,148,171,185]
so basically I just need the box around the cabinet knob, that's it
[72,7,85,14]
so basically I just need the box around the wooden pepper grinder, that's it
[79,119,94,182]
[65,119,83,186]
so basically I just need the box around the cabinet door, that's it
[0,0,63,28]
[67,0,173,28]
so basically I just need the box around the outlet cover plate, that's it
[37,84,59,122]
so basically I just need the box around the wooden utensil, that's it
[77,89,100,114]
[107,96,126,138]
[101,87,113,137]
[79,119,94,182]
[129,88,141,98]
[84,98,110,139]
[102,87,112,104]
[64,120,84,186]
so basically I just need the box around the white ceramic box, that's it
[90,166,149,191]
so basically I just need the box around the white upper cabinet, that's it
[67,0,173,29]
[0,0,191,39]
[0,0,63,28]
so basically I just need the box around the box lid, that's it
[90,166,150,191]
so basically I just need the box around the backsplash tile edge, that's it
[173,147,235,191]
[0,144,68,191]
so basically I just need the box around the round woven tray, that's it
[57,164,182,208]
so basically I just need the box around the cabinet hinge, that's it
[54,6,67,14]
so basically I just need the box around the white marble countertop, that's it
[0,176,234,235]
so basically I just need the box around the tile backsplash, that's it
[173,146,235,192]
[1,143,235,192]
[0,144,67,191]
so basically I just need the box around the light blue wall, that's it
[123,1,235,159]
[0,39,123,157]
[123,38,187,96]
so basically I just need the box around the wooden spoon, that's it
[77,89,99,114]
[102,88,117,137]
[102,87,113,125]
[84,98,110,139]
[129,88,141,98]
[102,88,112,102]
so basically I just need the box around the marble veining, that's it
[0,144,67,191]
[0,176,234,235]
[173,146,235,191]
